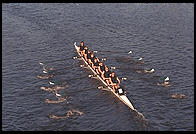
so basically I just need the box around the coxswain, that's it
[97,62,105,76]
[109,72,121,91]
[79,41,85,52]
[101,66,111,85]
[92,57,99,71]
[115,85,126,95]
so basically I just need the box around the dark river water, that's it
[2,3,194,131]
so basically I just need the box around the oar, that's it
[111,66,116,70]
[92,50,98,53]
[64,87,97,95]
[138,57,143,61]
[88,74,94,78]
[128,50,133,54]
[42,65,79,75]
[101,58,107,61]
[73,56,81,60]
[55,92,61,97]
[39,62,44,66]
[88,74,98,79]
[97,86,110,91]
[49,81,55,85]
[121,77,127,81]
[48,75,89,85]
[97,85,104,89]
[80,64,89,69]
[43,70,48,73]
[92,50,133,54]
[39,57,74,65]
[52,91,61,97]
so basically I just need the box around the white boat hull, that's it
[74,42,135,111]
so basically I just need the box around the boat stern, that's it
[120,95,135,110]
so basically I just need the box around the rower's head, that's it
[90,53,94,57]
[84,46,88,50]
[94,58,98,62]
[111,72,115,77]
[115,84,120,89]
[105,66,109,71]
[99,62,103,66]
[80,41,84,46]
[87,49,91,53]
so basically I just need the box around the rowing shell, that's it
[74,42,136,111]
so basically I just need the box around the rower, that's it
[87,52,93,64]
[101,66,111,85]
[81,46,88,56]
[92,57,99,71]
[79,41,85,52]
[97,62,105,76]
[109,72,121,91]
[83,46,89,59]
[89,53,96,66]
[84,49,91,61]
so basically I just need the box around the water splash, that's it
[49,109,84,119]
[45,97,69,104]
[37,74,54,79]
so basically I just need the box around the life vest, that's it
[104,70,111,78]
[100,65,105,72]
[111,76,118,83]
[93,61,99,66]
[84,49,88,54]
[87,53,91,59]
[80,45,85,51]
[90,56,96,63]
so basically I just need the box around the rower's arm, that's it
[117,77,121,84]
[92,65,98,70]
[101,71,104,78]
[98,66,101,72]
[92,64,95,69]
[109,77,113,84]
[81,50,85,55]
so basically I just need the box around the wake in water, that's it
[40,85,67,92]
[45,96,71,104]
[37,74,54,79]
[157,82,171,87]
[132,110,150,130]
[49,109,84,119]
[171,93,185,99]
